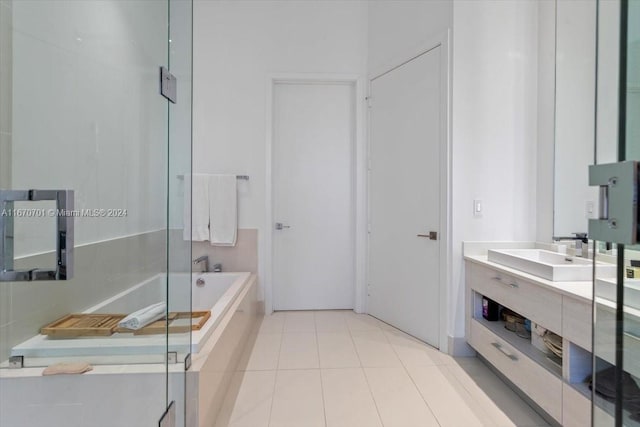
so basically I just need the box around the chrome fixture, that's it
[196,277,205,287]
[588,161,639,245]
[275,222,290,230]
[554,232,589,257]
[0,189,74,281]
[160,66,177,104]
[193,255,209,273]
[213,263,222,273]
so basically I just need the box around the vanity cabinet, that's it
[465,259,603,426]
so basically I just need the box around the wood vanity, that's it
[464,243,623,426]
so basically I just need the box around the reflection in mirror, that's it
[553,0,598,239]
[625,1,640,161]
[595,0,619,166]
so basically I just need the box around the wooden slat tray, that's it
[41,311,211,338]
[41,314,126,338]
[121,311,212,335]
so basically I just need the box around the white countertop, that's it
[464,254,593,303]
[462,241,606,304]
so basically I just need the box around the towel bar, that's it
[177,174,249,180]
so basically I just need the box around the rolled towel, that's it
[118,302,166,330]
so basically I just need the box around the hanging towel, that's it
[117,302,167,330]
[209,174,237,246]
[184,174,210,241]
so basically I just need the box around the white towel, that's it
[118,302,167,330]
[209,174,237,246]
[183,174,210,241]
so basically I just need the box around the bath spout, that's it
[193,256,209,273]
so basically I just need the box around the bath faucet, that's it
[554,233,589,258]
[193,255,209,273]
[213,263,222,273]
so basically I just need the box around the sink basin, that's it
[487,249,616,281]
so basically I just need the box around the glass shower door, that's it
[0,1,192,426]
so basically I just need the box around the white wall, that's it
[368,0,452,74]
[451,0,539,338]
[193,0,368,298]
[194,0,542,348]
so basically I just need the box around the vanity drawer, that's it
[562,296,591,350]
[468,263,562,334]
[469,319,562,422]
[563,384,591,427]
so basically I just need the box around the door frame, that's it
[265,74,367,314]
[367,30,452,353]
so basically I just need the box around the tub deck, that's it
[7,272,251,365]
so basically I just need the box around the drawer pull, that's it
[491,277,519,288]
[491,342,518,361]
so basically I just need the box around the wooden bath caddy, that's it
[41,311,211,338]
[41,314,126,338]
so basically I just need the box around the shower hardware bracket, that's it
[8,355,23,369]
[0,190,74,281]
[167,351,178,364]
[184,353,192,371]
[588,161,639,244]
[160,66,177,104]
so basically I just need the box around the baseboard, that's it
[448,335,476,357]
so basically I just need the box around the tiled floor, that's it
[215,310,550,427]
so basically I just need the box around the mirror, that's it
[555,0,640,254]
[553,0,599,239]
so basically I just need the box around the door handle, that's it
[0,189,74,281]
[275,222,291,230]
[417,231,438,240]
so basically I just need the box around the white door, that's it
[368,47,443,347]
[272,82,355,310]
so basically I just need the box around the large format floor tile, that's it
[364,366,440,427]
[314,310,349,333]
[241,333,282,371]
[215,371,276,427]
[317,331,360,368]
[406,364,484,427]
[321,368,382,427]
[351,329,402,367]
[269,370,325,427]
[277,332,319,370]
[283,311,316,333]
[218,310,550,427]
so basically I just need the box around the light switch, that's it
[473,199,482,217]
[585,201,594,218]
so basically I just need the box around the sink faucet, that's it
[193,255,209,273]
[554,233,589,258]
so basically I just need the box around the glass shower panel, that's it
[167,0,193,422]
[593,0,640,425]
[0,0,170,368]
[0,1,193,425]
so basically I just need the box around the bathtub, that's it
[1,271,261,427]
[10,272,252,363]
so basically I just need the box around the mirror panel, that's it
[553,0,598,238]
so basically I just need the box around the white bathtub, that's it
[11,272,252,363]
